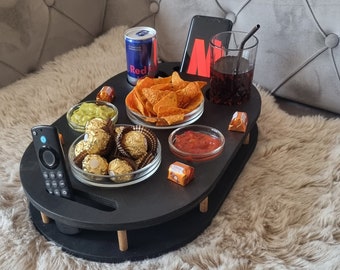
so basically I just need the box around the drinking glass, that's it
[209,31,258,105]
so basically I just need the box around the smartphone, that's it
[180,15,233,78]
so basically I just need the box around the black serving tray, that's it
[20,62,261,262]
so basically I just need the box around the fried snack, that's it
[228,111,248,132]
[126,71,207,125]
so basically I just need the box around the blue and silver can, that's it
[124,26,158,85]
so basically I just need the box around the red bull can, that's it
[124,26,158,85]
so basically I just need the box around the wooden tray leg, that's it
[40,212,50,224]
[243,133,250,145]
[199,197,209,213]
[117,230,128,251]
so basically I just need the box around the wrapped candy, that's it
[85,118,107,132]
[83,128,110,154]
[82,154,108,175]
[228,111,248,133]
[122,131,148,159]
[115,126,156,159]
[108,158,135,183]
[96,86,115,102]
[168,161,195,186]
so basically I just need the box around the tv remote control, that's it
[31,125,73,199]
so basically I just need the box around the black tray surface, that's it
[20,62,261,262]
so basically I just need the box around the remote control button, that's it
[59,180,66,188]
[42,171,49,179]
[47,188,53,194]
[61,189,69,197]
[42,149,56,166]
[40,135,47,144]
[49,172,56,179]
[56,171,64,179]
[39,148,59,169]
[51,180,58,188]
[54,189,61,196]
[45,180,51,189]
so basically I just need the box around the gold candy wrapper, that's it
[74,140,87,157]
[122,131,148,159]
[85,118,107,132]
[82,154,108,175]
[84,128,110,154]
[108,158,134,183]
[228,111,248,133]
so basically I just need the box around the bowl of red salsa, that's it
[168,125,225,162]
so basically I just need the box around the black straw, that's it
[235,24,260,74]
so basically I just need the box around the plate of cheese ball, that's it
[68,118,161,187]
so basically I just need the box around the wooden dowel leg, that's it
[243,133,250,145]
[199,197,209,213]
[40,212,50,224]
[117,230,128,251]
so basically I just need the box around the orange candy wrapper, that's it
[96,86,115,103]
[168,161,195,186]
[228,111,248,133]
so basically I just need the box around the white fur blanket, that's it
[1,25,340,270]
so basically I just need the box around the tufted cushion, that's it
[154,1,223,63]
[0,0,107,88]
[1,0,339,114]
[152,0,340,114]
[218,0,340,114]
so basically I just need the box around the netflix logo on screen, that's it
[185,38,222,78]
[186,38,210,77]
[180,15,233,78]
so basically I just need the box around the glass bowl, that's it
[126,100,204,130]
[168,125,225,162]
[68,129,162,188]
[66,100,118,132]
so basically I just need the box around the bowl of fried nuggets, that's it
[125,72,207,128]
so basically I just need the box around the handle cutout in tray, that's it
[73,189,117,212]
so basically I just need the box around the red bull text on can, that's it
[124,26,158,85]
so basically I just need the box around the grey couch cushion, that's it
[218,0,340,114]
[152,0,340,114]
[0,0,106,88]
[1,0,339,114]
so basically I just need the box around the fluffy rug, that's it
[1,25,340,270]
